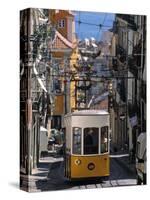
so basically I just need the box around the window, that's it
[51,116,61,130]
[73,127,81,154]
[84,128,99,155]
[101,126,108,153]
[58,19,65,28]
[54,79,62,93]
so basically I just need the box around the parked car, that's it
[47,137,55,150]
[47,129,65,155]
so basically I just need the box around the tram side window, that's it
[101,126,108,153]
[73,127,81,154]
[84,128,99,155]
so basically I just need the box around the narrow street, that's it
[20,9,146,192]
[21,153,136,192]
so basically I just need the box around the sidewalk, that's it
[110,145,136,175]
[20,156,64,192]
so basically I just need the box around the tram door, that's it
[84,128,99,155]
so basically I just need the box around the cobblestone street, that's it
[21,153,137,192]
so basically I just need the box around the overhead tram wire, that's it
[78,11,81,39]
[39,74,135,80]
[32,13,139,82]
[76,12,113,40]
[75,19,137,29]
[102,13,107,26]
[75,20,111,28]
[97,13,107,40]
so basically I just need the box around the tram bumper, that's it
[65,154,110,180]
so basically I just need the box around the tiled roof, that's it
[51,31,76,50]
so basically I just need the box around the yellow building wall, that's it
[49,10,73,39]
[70,48,80,111]
[53,95,64,115]
[49,9,78,114]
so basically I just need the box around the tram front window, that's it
[84,128,99,154]
[101,126,108,153]
[73,127,81,154]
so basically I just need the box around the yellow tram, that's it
[64,109,110,180]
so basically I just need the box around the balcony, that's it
[133,41,142,67]
[128,56,138,77]
[112,57,118,71]
[128,101,137,118]
[116,45,126,62]
[117,14,137,31]
[128,40,142,77]
[117,80,126,102]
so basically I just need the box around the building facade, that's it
[110,14,146,154]
[48,10,78,129]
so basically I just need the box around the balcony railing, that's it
[116,14,137,31]
[128,56,138,77]
[117,80,126,102]
[112,57,118,71]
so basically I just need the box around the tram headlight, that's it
[87,162,95,170]
[74,159,81,166]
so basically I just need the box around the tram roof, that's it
[65,109,109,117]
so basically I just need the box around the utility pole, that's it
[108,80,114,145]
[64,57,68,114]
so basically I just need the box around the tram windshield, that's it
[84,127,99,155]
[101,126,108,153]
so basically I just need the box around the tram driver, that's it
[84,128,99,154]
